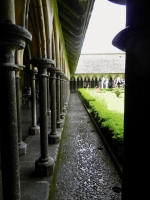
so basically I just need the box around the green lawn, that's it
[85,89,124,114]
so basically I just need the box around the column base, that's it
[18,142,27,156]
[29,125,40,135]
[60,112,64,119]
[47,109,51,116]
[48,132,60,144]
[56,120,62,128]
[65,102,68,107]
[63,107,67,113]
[35,157,54,177]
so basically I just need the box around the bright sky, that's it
[81,0,126,53]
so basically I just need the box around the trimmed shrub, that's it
[78,88,95,107]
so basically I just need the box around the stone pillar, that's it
[62,76,65,111]
[64,77,69,111]
[79,78,81,88]
[0,21,31,200]
[60,73,65,119]
[16,65,27,156]
[73,78,76,92]
[105,77,109,88]
[29,68,40,135]
[70,78,73,91]
[63,77,67,113]
[47,72,51,115]
[56,69,62,128]
[30,58,54,177]
[75,79,77,91]
[112,1,150,199]
[48,67,60,144]
[101,77,104,89]
[98,78,100,88]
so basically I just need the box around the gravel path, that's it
[51,93,122,200]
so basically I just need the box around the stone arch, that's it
[52,17,58,64]
[70,75,75,91]
[77,76,83,89]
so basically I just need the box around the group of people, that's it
[94,86,100,92]
[83,82,90,88]
[23,86,32,108]
[117,81,125,88]
[23,85,40,107]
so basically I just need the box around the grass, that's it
[85,89,124,114]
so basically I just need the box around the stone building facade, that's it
[70,53,125,91]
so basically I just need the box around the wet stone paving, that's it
[51,93,122,200]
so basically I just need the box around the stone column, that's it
[73,78,76,92]
[105,77,109,89]
[30,58,54,177]
[0,21,31,200]
[75,79,77,91]
[16,65,27,156]
[60,73,64,119]
[29,68,40,135]
[63,75,66,113]
[56,69,62,128]
[112,1,150,199]
[62,75,65,112]
[63,77,69,112]
[101,77,104,89]
[47,72,51,115]
[79,77,81,88]
[70,78,73,91]
[48,67,60,144]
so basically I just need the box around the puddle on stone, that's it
[112,186,122,193]
[98,147,103,150]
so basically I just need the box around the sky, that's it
[81,0,126,54]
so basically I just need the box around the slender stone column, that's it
[62,77,65,109]
[16,65,27,156]
[66,79,70,102]
[63,77,68,113]
[56,69,62,128]
[73,78,75,91]
[63,78,66,113]
[29,68,40,135]
[48,67,60,144]
[105,77,108,89]
[60,73,65,119]
[47,72,51,115]
[75,80,77,91]
[0,21,31,200]
[70,78,73,91]
[67,78,70,102]
[101,77,104,88]
[30,58,54,177]
[112,1,150,199]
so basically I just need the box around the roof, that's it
[75,53,125,74]
[57,0,95,74]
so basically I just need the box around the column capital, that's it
[30,58,55,68]
[0,21,32,50]
[17,64,25,71]
[48,66,60,72]
[112,26,150,52]
[31,67,38,74]
[15,64,25,78]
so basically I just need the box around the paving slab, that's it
[50,93,122,200]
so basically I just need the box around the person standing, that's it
[27,86,31,108]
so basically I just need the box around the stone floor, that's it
[0,93,122,200]
[50,93,122,200]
